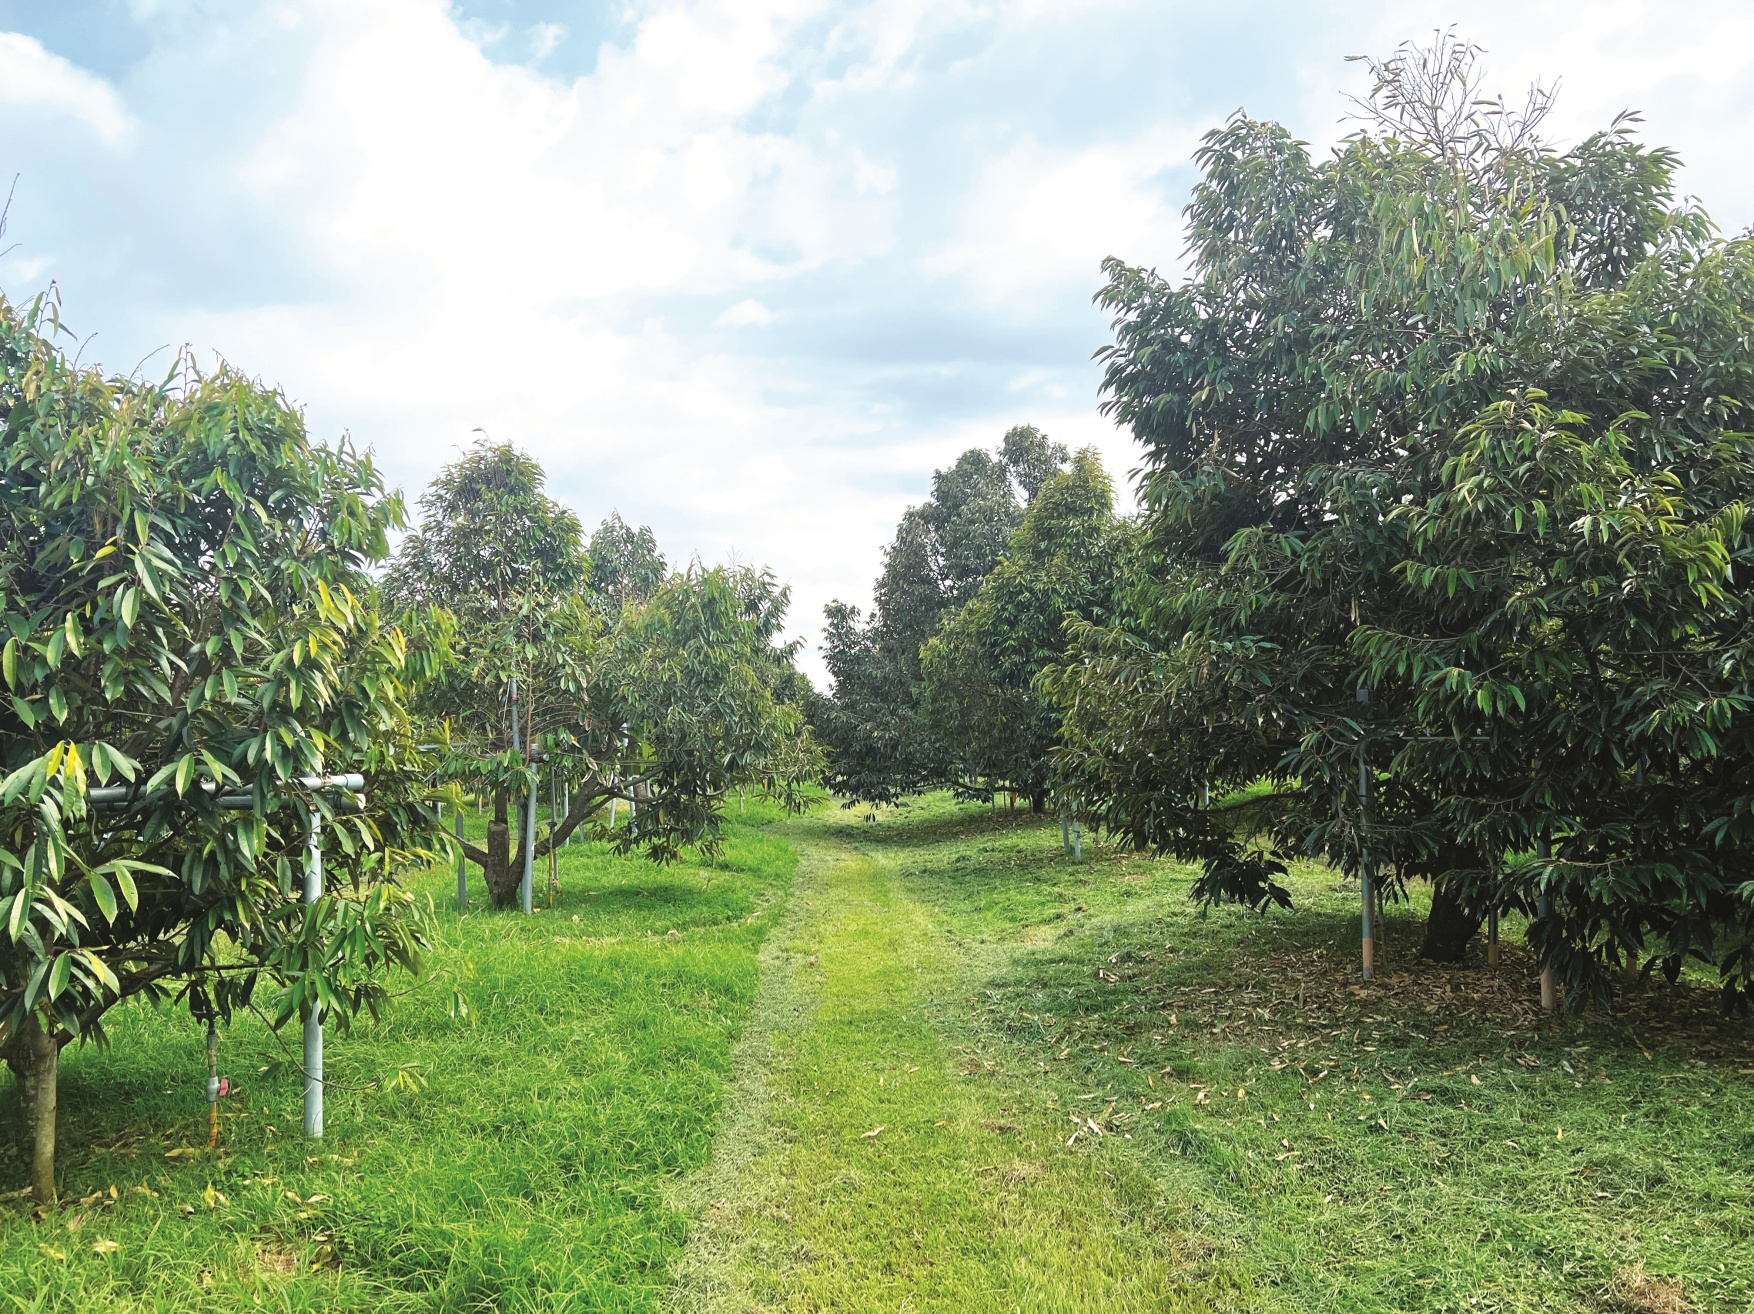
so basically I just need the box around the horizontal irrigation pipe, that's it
[88,772,367,1138]
[86,774,366,810]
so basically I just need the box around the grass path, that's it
[665,809,1225,1313]
[674,796,1754,1314]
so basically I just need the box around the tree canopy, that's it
[817,425,1069,805]
[586,512,667,620]
[920,449,1134,807]
[1048,35,1754,1004]
[0,292,441,1201]
[385,444,815,904]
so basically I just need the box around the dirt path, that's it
[665,813,1214,1313]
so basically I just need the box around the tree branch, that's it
[533,781,615,858]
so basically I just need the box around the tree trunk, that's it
[1031,791,1045,814]
[1419,881,1483,963]
[4,1016,59,1206]
[483,789,520,909]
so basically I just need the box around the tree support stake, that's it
[1357,685,1374,979]
[304,812,324,1138]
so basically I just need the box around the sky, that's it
[2,1,1751,684]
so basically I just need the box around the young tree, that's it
[1,294,440,1203]
[383,442,590,905]
[1051,35,1754,999]
[603,564,818,854]
[386,447,813,904]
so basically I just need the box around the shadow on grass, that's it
[854,794,1754,1312]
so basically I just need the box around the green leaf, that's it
[9,887,34,940]
[46,952,70,1001]
[88,872,118,923]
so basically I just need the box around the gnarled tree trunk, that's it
[4,1015,60,1206]
[457,781,608,911]
[1419,881,1483,962]
[483,788,521,909]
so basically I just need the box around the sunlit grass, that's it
[10,792,1749,1312]
[876,793,1754,1313]
[0,798,799,1312]
[667,799,1232,1313]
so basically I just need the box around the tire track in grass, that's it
[667,813,1227,1313]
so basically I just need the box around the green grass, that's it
[666,804,1229,1313]
[865,793,1754,1313]
[8,792,1751,1312]
[0,797,799,1312]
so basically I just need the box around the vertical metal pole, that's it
[1072,798,1082,862]
[1358,686,1374,980]
[454,805,466,906]
[521,783,537,915]
[206,1016,219,1149]
[303,812,324,1138]
[1537,839,1557,1013]
[509,676,534,914]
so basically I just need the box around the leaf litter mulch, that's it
[977,924,1754,1095]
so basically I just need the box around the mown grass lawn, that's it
[8,792,1750,1313]
[668,805,1224,1314]
[0,797,798,1312]
[869,793,1754,1313]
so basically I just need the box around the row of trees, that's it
[380,442,816,908]
[817,426,1132,811]
[1,298,815,1202]
[819,37,1754,1013]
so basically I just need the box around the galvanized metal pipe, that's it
[454,806,466,906]
[521,783,537,915]
[303,812,324,1138]
[87,774,365,808]
[1357,685,1374,980]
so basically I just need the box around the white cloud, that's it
[716,298,777,326]
[3,0,1751,688]
[528,21,567,64]
[923,129,1193,304]
[0,32,133,146]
